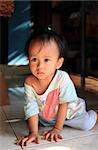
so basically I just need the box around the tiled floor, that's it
[0,76,98,150]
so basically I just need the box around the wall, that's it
[8,1,30,65]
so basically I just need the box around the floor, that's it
[0,75,98,150]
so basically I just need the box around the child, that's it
[17,27,97,147]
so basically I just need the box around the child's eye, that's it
[44,59,49,62]
[31,58,37,62]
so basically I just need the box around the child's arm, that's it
[44,103,68,142]
[17,114,40,147]
[27,114,39,135]
[54,102,68,130]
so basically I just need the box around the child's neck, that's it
[37,77,53,95]
[34,73,55,95]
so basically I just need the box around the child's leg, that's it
[64,110,97,130]
[39,110,97,130]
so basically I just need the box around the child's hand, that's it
[17,132,40,147]
[43,128,63,142]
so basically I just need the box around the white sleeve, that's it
[24,84,39,120]
[59,74,78,104]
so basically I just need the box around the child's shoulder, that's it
[57,70,70,78]
[24,75,34,86]
[56,70,71,86]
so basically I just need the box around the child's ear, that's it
[56,57,64,69]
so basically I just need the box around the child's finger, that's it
[42,131,48,136]
[16,136,25,145]
[25,136,36,145]
[35,137,40,144]
[54,134,58,142]
[50,133,54,142]
[22,137,29,146]
[58,134,63,139]
[45,132,51,140]
[16,139,21,145]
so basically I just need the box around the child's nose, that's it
[37,61,44,68]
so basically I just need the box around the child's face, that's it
[28,40,64,80]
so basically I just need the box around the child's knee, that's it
[81,120,92,130]
[81,110,97,130]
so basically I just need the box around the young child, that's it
[17,27,97,147]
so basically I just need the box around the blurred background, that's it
[0,0,98,100]
[0,2,98,149]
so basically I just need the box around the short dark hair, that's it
[25,27,68,58]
